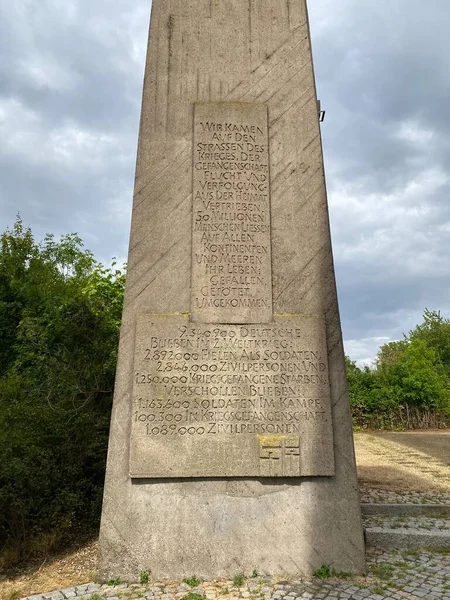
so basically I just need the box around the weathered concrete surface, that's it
[99,0,365,580]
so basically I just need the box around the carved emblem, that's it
[258,435,301,476]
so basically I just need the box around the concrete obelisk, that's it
[99,0,365,579]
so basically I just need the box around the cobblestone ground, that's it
[21,488,450,600]
[21,548,450,600]
[360,487,450,505]
[365,515,450,531]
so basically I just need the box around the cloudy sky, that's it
[1,0,449,365]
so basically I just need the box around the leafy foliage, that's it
[0,217,125,565]
[347,310,450,429]
[409,309,450,378]
[184,576,201,587]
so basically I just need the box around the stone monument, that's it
[99,0,366,579]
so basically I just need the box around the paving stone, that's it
[19,529,450,600]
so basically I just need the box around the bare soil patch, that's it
[372,431,450,463]
[0,541,97,600]
[354,430,450,493]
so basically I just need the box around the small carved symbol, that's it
[258,435,301,476]
[283,439,301,476]
[260,443,282,476]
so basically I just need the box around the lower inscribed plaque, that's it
[129,315,335,477]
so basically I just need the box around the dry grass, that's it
[354,430,450,493]
[0,540,97,600]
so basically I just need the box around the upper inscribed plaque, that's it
[191,102,273,324]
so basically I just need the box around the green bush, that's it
[0,217,125,565]
[346,310,450,429]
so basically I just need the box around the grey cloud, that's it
[1,0,449,364]
[0,0,150,264]
[307,0,450,362]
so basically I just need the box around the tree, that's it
[345,356,376,419]
[0,217,37,374]
[346,309,450,428]
[374,338,450,413]
[408,309,450,378]
[0,217,125,564]
[375,340,408,371]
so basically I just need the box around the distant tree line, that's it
[0,217,125,566]
[346,309,450,429]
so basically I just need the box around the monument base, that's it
[100,368,365,580]
[99,481,365,580]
